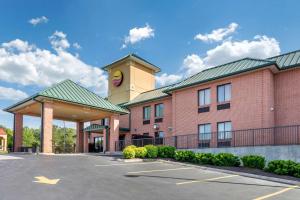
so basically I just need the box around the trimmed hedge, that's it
[144,145,158,158]
[157,146,176,158]
[241,155,266,169]
[123,145,136,159]
[174,150,195,162]
[265,160,300,177]
[135,147,147,158]
[213,153,241,167]
[194,153,215,165]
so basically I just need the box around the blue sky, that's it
[1,0,300,129]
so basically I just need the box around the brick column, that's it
[76,122,84,153]
[13,113,23,152]
[103,128,107,152]
[41,102,53,153]
[83,132,89,153]
[109,114,119,152]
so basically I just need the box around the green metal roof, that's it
[5,79,129,114]
[267,49,300,69]
[164,58,277,93]
[84,124,106,132]
[102,53,161,73]
[123,84,173,107]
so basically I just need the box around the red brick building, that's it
[5,50,300,155]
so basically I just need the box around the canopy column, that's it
[83,132,89,153]
[41,102,53,153]
[76,122,84,153]
[13,113,23,152]
[109,114,120,152]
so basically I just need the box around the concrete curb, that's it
[158,159,300,186]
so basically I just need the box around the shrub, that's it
[265,160,299,176]
[241,155,266,169]
[134,147,147,158]
[174,150,195,162]
[144,145,158,158]
[213,153,240,167]
[157,146,176,158]
[194,153,215,165]
[122,145,136,159]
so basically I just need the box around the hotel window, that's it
[217,83,231,103]
[143,106,151,124]
[198,124,211,140]
[217,121,232,139]
[155,103,164,118]
[198,88,211,106]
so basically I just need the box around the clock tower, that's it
[103,54,160,105]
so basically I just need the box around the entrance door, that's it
[94,137,103,152]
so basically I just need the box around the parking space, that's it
[0,154,299,200]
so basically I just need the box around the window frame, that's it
[217,83,231,103]
[217,121,232,140]
[198,88,211,107]
[143,106,151,120]
[198,123,212,140]
[154,103,164,118]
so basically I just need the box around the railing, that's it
[115,125,300,151]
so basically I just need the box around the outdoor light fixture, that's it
[153,124,159,130]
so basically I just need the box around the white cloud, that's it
[194,23,238,43]
[183,35,280,77]
[155,73,182,86]
[0,34,108,96]
[122,24,154,48]
[28,16,48,26]
[0,86,28,101]
[155,34,280,86]
[73,42,81,49]
[49,31,70,51]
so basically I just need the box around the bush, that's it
[241,155,266,169]
[265,160,299,176]
[174,150,195,162]
[144,145,158,158]
[213,153,240,167]
[123,145,136,159]
[194,153,215,165]
[157,146,176,158]
[135,147,147,158]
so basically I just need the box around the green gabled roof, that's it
[5,79,129,114]
[164,58,277,93]
[124,84,173,107]
[102,53,161,73]
[84,124,106,132]
[267,49,300,69]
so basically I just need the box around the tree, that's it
[52,125,76,153]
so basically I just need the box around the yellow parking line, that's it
[176,174,239,185]
[128,167,194,174]
[253,185,299,200]
[95,162,162,167]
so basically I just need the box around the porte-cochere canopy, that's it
[4,79,128,153]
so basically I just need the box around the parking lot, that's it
[0,154,299,200]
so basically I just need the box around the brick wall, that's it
[129,97,173,137]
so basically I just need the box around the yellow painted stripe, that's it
[176,174,239,185]
[128,167,194,174]
[253,185,299,200]
[95,162,163,167]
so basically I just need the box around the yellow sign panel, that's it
[112,70,123,87]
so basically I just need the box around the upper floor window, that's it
[155,103,164,118]
[198,123,211,140]
[217,83,231,103]
[217,121,232,139]
[143,106,151,120]
[198,88,211,106]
